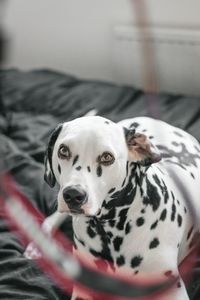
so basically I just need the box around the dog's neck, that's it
[95,163,147,223]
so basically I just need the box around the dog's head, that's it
[44,116,161,216]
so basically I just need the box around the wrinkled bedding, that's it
[0,69,200,299]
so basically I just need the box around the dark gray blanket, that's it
[0,69,199,299]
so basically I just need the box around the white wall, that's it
[3,0,200,82]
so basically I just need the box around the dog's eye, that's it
[58,144,71,160]
[98,152,115,166]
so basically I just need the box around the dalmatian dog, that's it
[25,116,200,300]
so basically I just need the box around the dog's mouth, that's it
[69,208,101,217]
[69,208,84,215]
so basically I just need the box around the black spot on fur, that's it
[126,161,129,177]
[88,219,96,228]
[184,207,187,214]
[117,208,129,230]
[177,214,182,227]
[134,270,139,275]
[160,209,167,221]
[103,164,137,209]
[141,209,145,214]
[136,217,145,227]
[157,143,200,168]
[101,208,116,220]
[113,236,123,252]
[87,226,96,238]
[171,198,176,221]
[58,164,61,174]
[76,166,82,171]
[105,121,110,125]
[174,131,183,138]
[89,224,114,265]
[190,172,195,179]
[87,166,91,172]
[107,231,113,240]
[97,165,102,177]
[172,141,179,147]
[177,282,181,288]
[149,238,160,249]
[187,226,194,240]
[116,255,125,267]
[143,178,161,211]
[121,177,126,188]
[108,188,116,194]
[89,249,101,258]
[149,136,154,139]
[125,222,132,234]
[150,220,158,230]
[130,122,139,129]
[171,191,175,201]
[153,175,169,205]
[72,155,79,166]
[109,220,116,227]
[131,256,143,268]
[162,181,169,204]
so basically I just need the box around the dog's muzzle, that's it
[63,185,88,213]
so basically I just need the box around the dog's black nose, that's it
[63,186,87,208]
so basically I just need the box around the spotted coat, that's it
[25,116,200,300]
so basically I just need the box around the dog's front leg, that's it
[24,211,68,259]
[41,211,68,233]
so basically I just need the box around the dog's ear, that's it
[124,127,161,166]
[44,124,63,187]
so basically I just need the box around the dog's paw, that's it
[24,219,53,259]
[24,242,42,259]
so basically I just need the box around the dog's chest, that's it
[73,215,137,270]
[72,185,190,274]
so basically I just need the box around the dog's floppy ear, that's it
[44,124,63,187]
[124,127,161,166]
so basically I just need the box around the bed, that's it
[0,68,200,299]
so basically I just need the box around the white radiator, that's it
[112,25,200,96]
